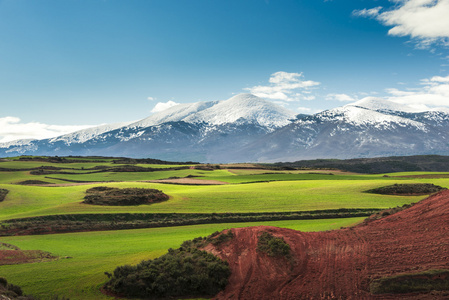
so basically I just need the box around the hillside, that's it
[205,190,449,299]
[272,155,449,174]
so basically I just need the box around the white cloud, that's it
[356,74,449,109]
[326,93,357,102]
[352,6,382,18]
[429,75,449,83]
[302,95,316,101]
[0,117,94,143]
[244,71,320,102]
[147,96,155,101]
[297,106,313,113]
[355,0,449,47]
[151,100,180,113]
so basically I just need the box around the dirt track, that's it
[206,190,449,299]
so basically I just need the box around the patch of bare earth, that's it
[205,190,449,299]
[0,243,58,265]
[29,182,112,187]
[146,178,228,185]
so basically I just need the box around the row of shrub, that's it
[0,209,381,236]
[271,155,449,174]
[29,165,191,175]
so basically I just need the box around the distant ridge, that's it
[272,155,449,174]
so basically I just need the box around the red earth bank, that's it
[206,190,449,299]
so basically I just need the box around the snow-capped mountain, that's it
[48,122,133,144]
[238,100,449,162]
[127,93,296,129]
[351,98,427,113]
[1,95,449,162]
[0,94,297,161]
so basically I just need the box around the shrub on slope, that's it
[0,189,8,202]
[104,232,232,299]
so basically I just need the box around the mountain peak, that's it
[183,93,297,128]
[225,93,263,102]
[129,93,296,129]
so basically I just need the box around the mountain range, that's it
[2,93,449,163]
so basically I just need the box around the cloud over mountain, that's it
[355,0,449,47]
[0,117,94,143]
[244,71,320,102]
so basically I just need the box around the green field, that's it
[1,157,448,299]
[1,176,440,220]
[0,218,364,299]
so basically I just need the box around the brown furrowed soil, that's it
[205,190,449,299]
[0,243,58,265]
[146,178,228,185]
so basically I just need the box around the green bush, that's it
[6,283,23,296]
[0,188,9,202]
[104,237,231,298]
[0,277,7,287]
[210,230,234,246]
[257,231,291,257]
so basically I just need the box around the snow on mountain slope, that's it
[0,139,34,149]
[128,100,219,128]
[183,94,297,128]
[128,93,296,129]
[350,98,428,113]
[48,122,133,144]
[314,105,427,130]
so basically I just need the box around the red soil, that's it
[206,190,449,299]
[0,249,57,265]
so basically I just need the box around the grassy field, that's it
[1,157,449,299]
[0,218,365,300]
[0,179,432,220]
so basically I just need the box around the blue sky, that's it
[0,0,448,142]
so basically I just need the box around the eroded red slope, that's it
[205,190,449,299]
